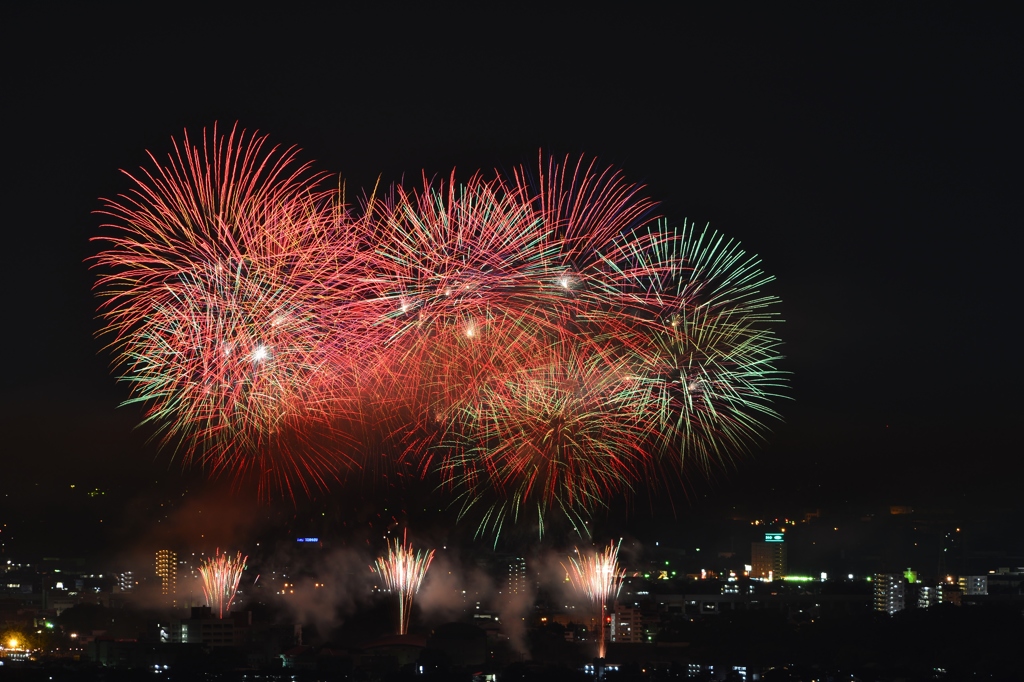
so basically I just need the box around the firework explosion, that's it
[199,549,247,619]
[566,539,625,659]
[373,533,435,635]
[92,124,372,498]
[93,127,786,531]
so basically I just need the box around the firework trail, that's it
[199,549,247,619]
[373,532,435,635]
[566,539,625,659]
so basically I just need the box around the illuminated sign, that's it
[764,533,784,542]
[296,537,319,543]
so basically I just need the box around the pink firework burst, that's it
[91,128,786,533]
[92,125,367,498]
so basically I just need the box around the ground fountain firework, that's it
[93,126,786,535]
[566,539,625,659]
[373,533,435,635]
[199,549,247,619]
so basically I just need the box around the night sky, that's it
[2,6,1020,558]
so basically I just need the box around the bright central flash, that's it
[252,345,269,361]
[558,276,570,288]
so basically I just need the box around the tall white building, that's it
[751,533,787,579]
[506,557,527,596]
[874,574,906,615]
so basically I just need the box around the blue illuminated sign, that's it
[296,537,319,543]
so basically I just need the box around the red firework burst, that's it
[92,128,786,532]
[92,125,367,497]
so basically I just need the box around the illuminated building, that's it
[609,605,643,643]
[938,583,962,606]
[116,571,134,593]
[751,533,787,579]
[873,573,906,614]
[172,606,251,647]
[155,550,177,606]
[917,584,937,608]
[506,557,527,596]
[958,575,988,596]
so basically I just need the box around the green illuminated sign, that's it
[764,533,784,542]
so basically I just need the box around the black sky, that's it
[2,6,1021,556]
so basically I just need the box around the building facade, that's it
[751,533,787,580]
[155,550,177,606]
[610,605,644,643]
[959,575,988,596]
[506,557,528,597]
[873,574,906,615]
